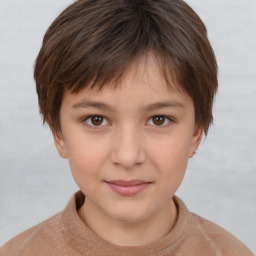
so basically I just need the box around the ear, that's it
[188,126,204,158]
[53,132,68,159]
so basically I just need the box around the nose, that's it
[110,126,146,169]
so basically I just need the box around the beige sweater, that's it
[1,191,253,256]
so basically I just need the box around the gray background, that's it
[0,0,255,253]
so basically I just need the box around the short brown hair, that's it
[34,0,218,135]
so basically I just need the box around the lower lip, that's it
[106,182,151,196]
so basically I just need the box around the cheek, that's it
[150,132,191,163]
[149,134,191,183]
[65,136,108,187]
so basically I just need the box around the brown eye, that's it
[83,115,109,128]
[152,116,166,125]
[148,115,173,127]
[90,116,104,126]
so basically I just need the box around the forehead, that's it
[61,56,193,115]
[68,53,184,101]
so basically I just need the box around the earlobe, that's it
[53,132,68,159]
[189,127,204,158]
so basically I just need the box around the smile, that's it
[105,180,152,196]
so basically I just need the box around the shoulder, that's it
[188,212,254,256]
[0,212,65,256]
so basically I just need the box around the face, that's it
[54,56,203,226]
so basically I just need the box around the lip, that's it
[105,180,152,196]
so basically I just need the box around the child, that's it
[1,0,253,255]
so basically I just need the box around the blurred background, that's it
[0,0,255,253]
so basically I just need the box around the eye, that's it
[83,115,109,128]
[147,115,172,126]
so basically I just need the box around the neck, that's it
[78,198,177,246]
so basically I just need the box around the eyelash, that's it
[81,115,174,129]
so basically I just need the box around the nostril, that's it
[110,147,146,169]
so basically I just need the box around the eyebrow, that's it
[142,101,185,111]
[71,100,184,112]
[72,101,115,112]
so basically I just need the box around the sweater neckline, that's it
[61,191,189,255]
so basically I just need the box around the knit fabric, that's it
[1,191,253,256]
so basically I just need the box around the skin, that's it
[54,55,204,246]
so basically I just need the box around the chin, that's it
[108,206,150,224]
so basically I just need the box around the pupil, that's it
[92,116,103,126]
[153,116,165,125]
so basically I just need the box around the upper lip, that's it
[105,180,151,186]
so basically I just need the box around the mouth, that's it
[104,180,152,196]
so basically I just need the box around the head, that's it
[35,0,217,137]
[34,0,218,238]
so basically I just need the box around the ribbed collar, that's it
[61,191,189,255]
